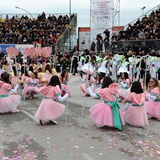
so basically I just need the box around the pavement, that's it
[0,74,160,160]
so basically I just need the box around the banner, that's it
[90,0,114,42]
[78,27,91,50]
[112,26,124,31]
[91,10,112,28]
[91,0,113,10]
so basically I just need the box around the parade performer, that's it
[148,57,158,78]
[80,73,95,96]
[59,70,71,96]
[19,65,28,88]
[0,73,20,113]
[11,65,19,87]
[128,56,140,82]
[1,58,9,72]
[80,56,95,96]
[28,65,34,77]
[145,77,160,120]
[50,63,58,75]
[86,76,125,130]
[123,81,149,127]
[22,72,39,99]
[92,73,103,93]
[34,75,69,125]
[111,54,123,82]
[77,53,85,72]
[44,63,53,83]
[150,63,158,78]
[118,72,131,102]
[97,56,110,77]
[37,67,48,85]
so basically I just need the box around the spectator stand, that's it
[0,12,77,54]
[111,4,160,55]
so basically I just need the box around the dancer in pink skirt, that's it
[0,73,20,113]
[86,76,125,130]
[80,73,95,96]
[123,81,149,127]
[10,65,19,88]
[22,72,39,99]
[92,73,103,93]
[118,72,131,102]
[59,70,71,96]
[44,63,53,83]
[145,78,160,120]
[34,75,69,125]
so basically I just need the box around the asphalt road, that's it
[0,75,160,160]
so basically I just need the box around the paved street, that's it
[0,75,160,160]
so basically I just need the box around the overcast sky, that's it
[0,0,160,27]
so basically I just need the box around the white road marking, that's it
[22,110,39,123]
[82,153,94,160]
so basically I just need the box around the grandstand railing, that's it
[108,4,160,47]
[0,13,76,20]
[111,39,160,54]
[124,4,160,29]
[55,14,77,52]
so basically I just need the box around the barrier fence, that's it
[111,39,160,54]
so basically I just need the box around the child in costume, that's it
[145,78,160,120]
[0,73,20,113]
[123,81,149,127]
[44,63,53,83]
[92,73,103,93]
[80,56,96,96]
[34,75,69,125]
[11,65,19,87]
[37,67,48,85]
[86,76,125,130]
[118,72,130,102]
[97,57,110,77]
[22,72,39,99]
[59,70,71,96]
[80,73,95,96]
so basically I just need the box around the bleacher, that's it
[0,12,77,53]
[111,4,160,55]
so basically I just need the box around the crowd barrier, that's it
[111,39,160,54]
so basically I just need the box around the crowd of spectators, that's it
[92,7,160,54]
[111,7,160,55]
[0,12,75,47]
[112,8,160,41]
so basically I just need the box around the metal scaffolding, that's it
[113,0,120,27]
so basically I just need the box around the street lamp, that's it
[15,6,33,19]
[141,6,146,17]
[69,0,71,16]
[69,0,71,52]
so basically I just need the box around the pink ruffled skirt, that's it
[145,100,160,119]
[61,84,71,96]
[0,94,21,113]
[80,83,90,96]
[34,99,65,120]
[123,105,149,127]
[22,85,38,95]
[89,103,125,127]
